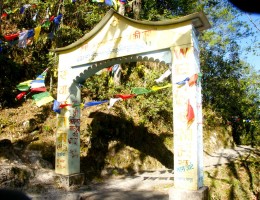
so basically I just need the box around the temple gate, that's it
[53,9,210,199]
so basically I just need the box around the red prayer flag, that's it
[188,74,198,87]
[59,103,72,108]
[187,100,195,123]
[114,94,136,100]
[49,15,55,21]
[16,92,27,100]
[4,33,19,41]
[30,87,47,92]
[1,13,8,19]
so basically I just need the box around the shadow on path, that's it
[81,111,173,180]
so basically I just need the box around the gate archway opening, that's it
[53,9,210,198]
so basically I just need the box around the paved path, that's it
[27,145,259,200]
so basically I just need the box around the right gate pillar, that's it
[169,27,209,200]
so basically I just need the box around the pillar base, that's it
[169,186,209,200]
[55,173,85,191]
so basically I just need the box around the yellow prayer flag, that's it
[151,83,172,91]
[35,96,54,107]
[34,26,41,41]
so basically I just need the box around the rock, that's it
[0,139,12,148]
[0,165,32,188]
[23,150,53,169]
[23,119,38,133]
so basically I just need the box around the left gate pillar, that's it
[55,68,84,190]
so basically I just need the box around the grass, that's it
[204,155,259,200]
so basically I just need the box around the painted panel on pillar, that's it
[171,45,203,190]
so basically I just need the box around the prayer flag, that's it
[84,100,108,108]
[32,11,38,21]
[27,29,35,38]
[114,94,136,100]
[59,103,72,108]
[32,92,54,107]
[4,9,12,14]
[187,100,195,123]
[42,20,51,29]
[53,100,61,114]
[155,69,171,83]
[105,0,112,5]
[18,30,28,48]
[151,84,172,91]
[188,74,198,87]
[132,87,151,95]
[176,77,190,85]
[30,87,46,92]
[1,13,8,19]
[30,68,49,92]
[30,80,45,89]
[54,14,62,25]
[108,98,122,109]
[16,92,27,101]
[4,33,19,41]
[73,103,85,109]
[34,26,41,41]
[197,73,203,85]
[30,68,48,89]
[16,80,33,91]
[49,15,55,22]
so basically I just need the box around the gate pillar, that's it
[55,71,84,189]
[169,29,208,199]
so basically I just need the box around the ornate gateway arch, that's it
[53,9,210,199]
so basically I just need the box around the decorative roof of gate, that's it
[53,9,210,53]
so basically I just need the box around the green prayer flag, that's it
[132,87,151,95]
[16,80,33,91]
[32,92,54,107]
[32,92,51,101]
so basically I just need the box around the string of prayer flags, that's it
[151,83,172,91]
[187,100,195,123]
[176,77,190,86]
[16,68,49,103]
[32,92,54,107]
[132,87,151,95]
[188,74,198,87]
[108,98,122,109]
[114,94,136,100]
[84,100,108,108]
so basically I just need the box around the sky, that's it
[239,13,260,72]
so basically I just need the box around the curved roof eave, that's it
[52,9,210,53]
